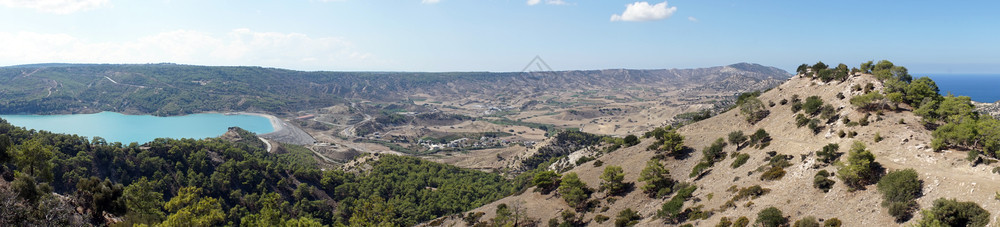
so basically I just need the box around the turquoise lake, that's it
[0,112,275,144]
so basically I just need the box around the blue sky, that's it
[1,0,998,73]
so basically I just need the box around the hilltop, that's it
[428,61,1000,226]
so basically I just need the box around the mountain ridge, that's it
[0,63,789,116]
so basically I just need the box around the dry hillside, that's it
[426,73,1000,226]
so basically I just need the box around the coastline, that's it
[226,112,285,134]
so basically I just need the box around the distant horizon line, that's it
[4,62,999,75]
[2,62,784,74]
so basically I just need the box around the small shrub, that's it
[716,217,733,227]
[733,185,769,201]
[837,130,846,138]
[836,92,845,100]
[848,131,857,138]
[898,118,905,124]
[795,114,810,127]
[614,208,641,227]
[760,166,786,181]
[874,132,883,142]
[823,218,842,227]
[690,161,711,178]
[734,216,750,227]
[791,102,803,113]
[807,119,823,134]
[594,160,604,167]
[779,99,788,105]
[594,215,610,224]
[859,114,870,126]
[769,154,792,168]
[793,216,820,227]
[731,153,750,169]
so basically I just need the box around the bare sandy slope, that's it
[427,74,1000,226]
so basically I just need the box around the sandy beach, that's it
[231,112,317,145]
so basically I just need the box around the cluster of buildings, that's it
[418,136,536,151]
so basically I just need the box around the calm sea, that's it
[0,112,274,144]
[923,74,1000,103]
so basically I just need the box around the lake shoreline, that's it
[0,111,281,144]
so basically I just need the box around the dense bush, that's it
[657,183,697,223]
[739,95,769,124]
[756,207,787,227]
[813,170,835,193]
[877,169,922,222]
[639,159,674,198]
[749,129,772,149]
[803,96,824,115]
[600,165,628,195]
[703,138,728,165]
[558,172,590,209]
[915,198,990,227]
[838,141,881,191]
[532,170,561,194]
[816,143,841,164]
[728,131,748,150]
[645,126,687,157]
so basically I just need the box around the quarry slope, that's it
[428,73,1000,226]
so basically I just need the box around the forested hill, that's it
[0,120,517,226]
[0,63,789,116]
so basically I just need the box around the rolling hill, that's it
[427,63,999,226]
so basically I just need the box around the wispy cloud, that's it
[610,1,677,22]
[421,0,440,4]
[0,29,375,70]
[688,16,697,22]
[527,0,568,6]
[0,0,109,14]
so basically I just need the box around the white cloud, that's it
[526,0,567,6]
[688,16,697,22]
[0,0,109,14]
[0,29,375,70]
[610,1,677,22]
[421,0,440,4]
